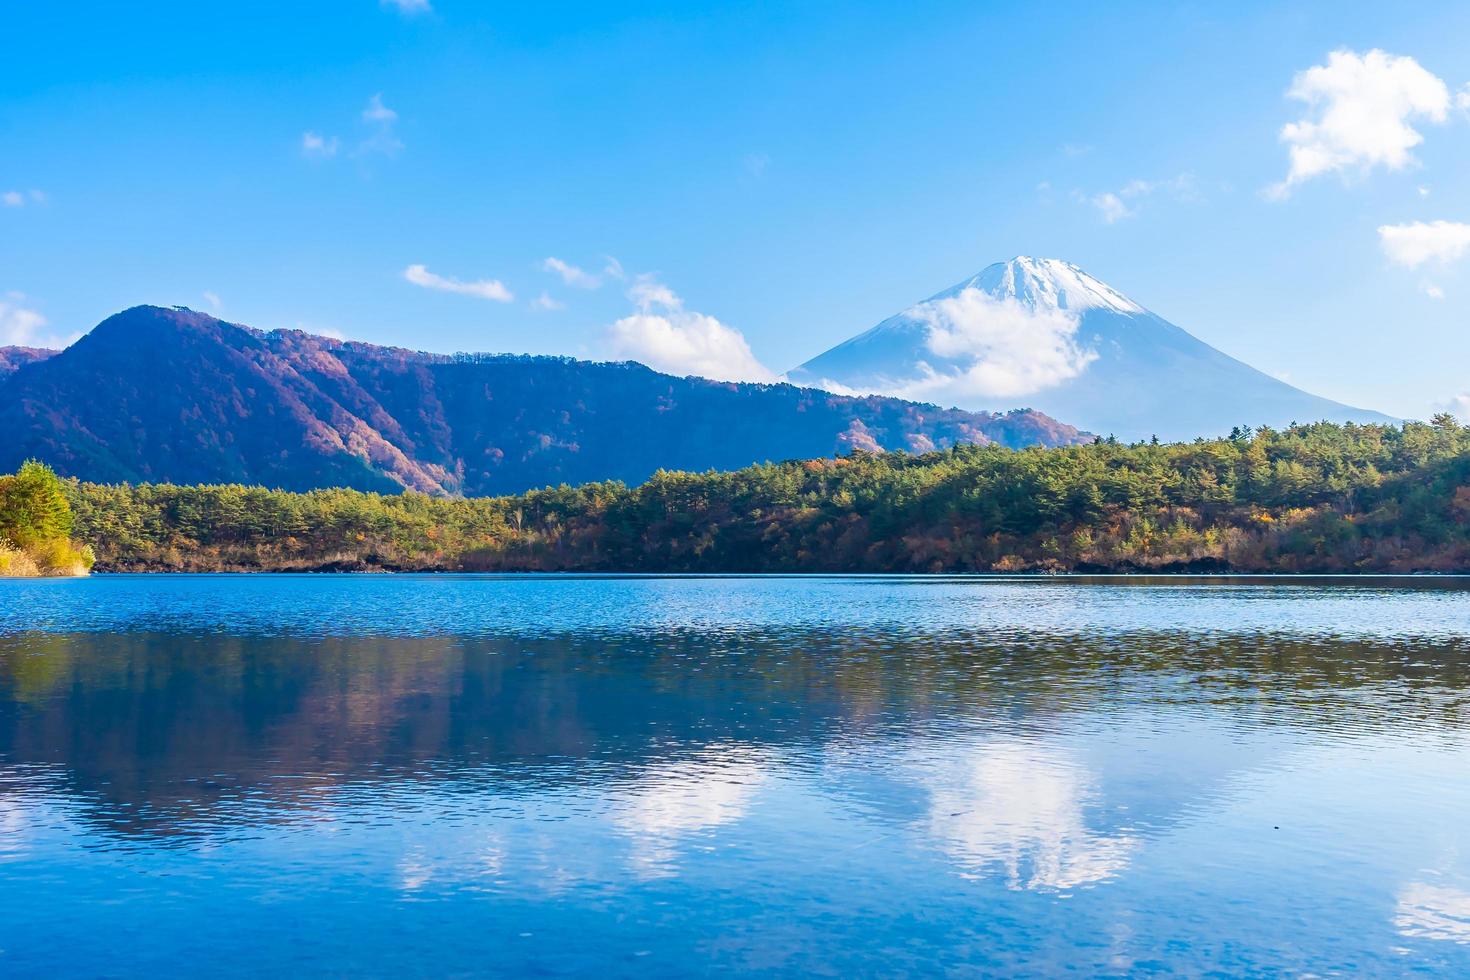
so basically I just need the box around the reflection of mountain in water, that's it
[2,627,1466,855]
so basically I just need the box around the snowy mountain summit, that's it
[948,256,1143,315]
[787,257,1392,441]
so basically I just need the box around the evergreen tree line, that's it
[47,419,1470,574]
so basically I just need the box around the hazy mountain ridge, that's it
[0,306,1087,495]
[789,257,1395,441]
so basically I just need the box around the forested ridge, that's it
[0,305,1084,496]
[50,419,1470,574]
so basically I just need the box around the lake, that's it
[2,574,1469,976]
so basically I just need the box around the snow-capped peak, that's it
[929,257,1145,315]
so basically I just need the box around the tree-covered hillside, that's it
[0,306,1085,495]
[58,420,1470,574]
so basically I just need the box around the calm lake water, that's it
[2,574,1469,976]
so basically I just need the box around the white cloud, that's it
[1424,282,1446,300]
[541,257,601,289]
[602,256,626,281]
[403,263,514,302]
[1091,192,1132,224]
[0,298,47,344]
[1440,393,1470,422]
[1378,220,1470,267]
[888,287,1097,401]
[607,276,777,383]
[382,0,431,14]
[627,275,681,312]
[0,296,76,349]
[203,291,222,311]
[529,292,565,312]
[1272,49,1451,196]
[301,131,340,158]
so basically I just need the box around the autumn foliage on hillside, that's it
[0,306,1086,496]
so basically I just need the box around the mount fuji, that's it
[787,257,1394,441]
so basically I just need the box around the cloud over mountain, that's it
[889,288,1096,401]
[608,277,776,383]
[788,257,1393,441]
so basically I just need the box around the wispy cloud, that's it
[607,275,776,383]
[2,189,47,208]
[403,264,513,302]
[1084,174,1198,223]
[743,152,770,178]
[361,93,397,125]
[1270,49,1451,198]
[541,257,602,289]
[381,0,431,14]
[356,94,403,156]
[203,291,223,312]
[302,94,403,162]
[301,131,340,158]
[529,292,565,312]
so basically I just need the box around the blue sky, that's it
[4,0,1470,419]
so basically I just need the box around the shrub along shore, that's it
[0,461,95,577]
[31,419,1470,575]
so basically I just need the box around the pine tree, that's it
[0,460,75,548]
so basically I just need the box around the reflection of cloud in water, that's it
[1396,882,1470,943]
[395,829,508,895]
[608,745,770,876]
[0,798,31,860]
[916,739,1135,891]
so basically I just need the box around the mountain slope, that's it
[0,346,56,380]
[0,306,1088,494]
[788,257,1394,441]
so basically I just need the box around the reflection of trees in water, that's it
[0,627,1467,843]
